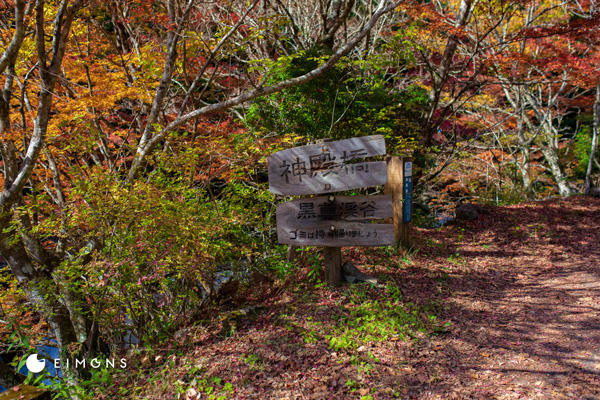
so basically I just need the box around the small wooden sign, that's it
[403,161,413,223]
[268,135,386,195]
[277,221,394,246]
[276,195,393,226]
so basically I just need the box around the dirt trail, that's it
[132,196,600,399]
[411,196,600,399]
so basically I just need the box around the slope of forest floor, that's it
[109,195,600,400]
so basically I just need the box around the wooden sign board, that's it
[276,195,392,227]
[277,221,394,247]
[268,135,386,195]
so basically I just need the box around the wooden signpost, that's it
[268,135,412,285]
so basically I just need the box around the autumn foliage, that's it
[0,0,599,395]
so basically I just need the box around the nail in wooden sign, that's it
[268,135,386,195]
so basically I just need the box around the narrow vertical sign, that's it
[403,161,412,223]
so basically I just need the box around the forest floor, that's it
[117,195,600,400]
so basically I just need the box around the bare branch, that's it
[127,0,401,181]
[0,0,27,74]
[0,0,85,207]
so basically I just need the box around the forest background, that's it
[0,0,599,396]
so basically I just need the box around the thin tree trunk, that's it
[517,152,532,193]
[0,218,80,376]
[540,143,571,197]
[585,85,599,194]
[0,0,88,383]
[515,99,533,195]
[424,0,474,146]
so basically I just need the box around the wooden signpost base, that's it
[317,138,341,287]
[287,245,298,262]
[290,245,341,286]
[323,246,342,286]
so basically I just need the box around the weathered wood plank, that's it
[276,221,394,246]
[269,161,387,195]
[268,135,385,169]
[276,195,392,228]
[268,135,387,195]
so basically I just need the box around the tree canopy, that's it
[0,0,599,396]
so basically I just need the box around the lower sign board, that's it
[276,221,394,247]
[276,195,393,226]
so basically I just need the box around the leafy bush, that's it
[38,166,278,347]
[574,126,593,179]
[244,47,428,153]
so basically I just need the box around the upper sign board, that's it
[268,135,386,195]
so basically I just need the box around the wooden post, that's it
[323,246,342,286]
[385,156,404,247]
[315,138,343,286]
[287,245,298,263]
[385,156,412,248]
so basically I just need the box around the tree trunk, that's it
[0,213,86,382]
[424,0,474,146]
[516,149,532,195]
[515,102,533,196]
[0,361,24,389]
[0,0,88,382]
[585,85,599,194]
[540,144,571,197]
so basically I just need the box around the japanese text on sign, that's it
[268,135,387,195]
[296,200,378,220]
